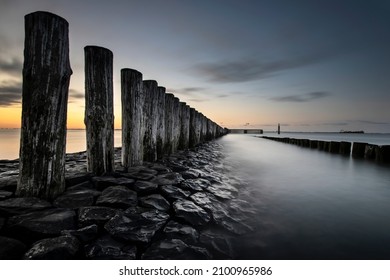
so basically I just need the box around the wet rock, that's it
[228,199,257,216]
[24,235,80,260]
[0,236,26,260]
[5,208,76,243]
[147,163,171,173]
[0,175,18,192]
[190,192,228,221]
[199,229,234,259]
[0,190,13,200]
[122,166,158,181]
[96,186,137,209]
[163,220,199,244]
[166,162,189,173]
[142,239,211,260]
[85,235,137,260]
[65,173,91,187]
[0,197,51,216]
[151,172,184,186]
[206,183,238,200]
[173,199,210,226]
[92,176,135,190]
[160,185,191,201]
[105,210,169,243]
[53,190,95,209]
[132,180,158,194]
[78,206,118,227]
[180,169,201,179]
[139,194,170,212]
[61,224,98,244]
[180,178,210,192]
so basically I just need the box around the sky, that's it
[0,0,389,132]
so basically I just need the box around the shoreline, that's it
[0,140,256,260]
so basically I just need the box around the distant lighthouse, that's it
[278,123,280,135]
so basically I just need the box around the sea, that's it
[1,129,390,259]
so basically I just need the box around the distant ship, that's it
[339,130,364,134]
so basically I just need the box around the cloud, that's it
[194,53,332,83]
[0,80,22,106]
[0,57,22,76]
[69,88,84,99]
[354,120,390,125]
[270,91,331,103]
[321,122,348,126]
[167,87,207,96]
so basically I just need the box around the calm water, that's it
[218,134,390,259]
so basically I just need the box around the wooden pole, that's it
[178,102,190,150]
[121,68,143,167]
[156,86,166,159]
[84,46,114,175]
[17,11,72,200]
[142,80,158,162]
[164,93,174,155]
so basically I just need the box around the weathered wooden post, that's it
[352,142,367,158]
[17,11,72,199]
[339,141,351,155]
[189,107,197,148]
[156,86,166,159]
[143,80,158,162]
[172,97,181,153]
[121,68,144,168]
[178,102,190,150]
[164,93,174,155]
[84,46,114,175]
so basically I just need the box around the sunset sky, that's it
[0,0,389,132]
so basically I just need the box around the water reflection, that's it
[218,134,390,259]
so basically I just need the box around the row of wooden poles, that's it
[262,136,390,163]
[16,11,227,200]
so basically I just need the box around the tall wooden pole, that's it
[17,11,72,200]
[84,46,114,175]
[156,86,166,159]
[143,80,158,162]
[121,68,143,167]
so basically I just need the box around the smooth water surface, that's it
[218,134,390,259]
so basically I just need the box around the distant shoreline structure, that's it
[339,130,365,134]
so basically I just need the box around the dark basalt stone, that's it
[122,166,158,181]
[0,175,18,192]
[96,186,137,209]
[61,224,98,243]
[0,197,51,216]
[91,176,135,190]
[160,185,191,201]
[85,235,137,260]
[141,239,211,260]
[173,199,210,226]
[0,236,26,260]
[132,180,158,194]
[199,229,234,259]
[65,173,91,187]
[180,169,201,179]
[53,190,95,209]
[163,220,199,244]
[24,235,80,260]
[206,184,237,200]
[180,178,211,192]
[5,208,76,243]
[78,206,118,227]
[139,194,170,212]
[104,210,169,243]
[151,172,184,186]
[0,190,13,200]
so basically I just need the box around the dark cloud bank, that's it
[270,91,331,103]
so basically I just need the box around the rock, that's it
[151,172,184,186]
[105,210,169,243]
[0,218,4,230]
[173,199,210,226]
[91,176,135,190]
[53,190,95,209]
[228,199,257,216]
[139,194,170,212]
[0,190,13,200]
[132,180,158,194]
[190,192,228,221]
[65,173,91,187]
[199,229,234,259]
[5,208,76,243]
[166,162,189,172]
[122,166,158,181]
[85,235,137,260]
[65,181,95,192]
[160,185,191,201]
[24,236,80,260]
[78,206,118,227]
[96,186,137,209]
[180,178,210,192]
[147,163,171,173]
[0,197,51,216]
[163,220,199,244]
[206,184,237,200]
[142,239,211,260]
[0,175,18,192]
[0,236,26,260]
[180,169,200,179]
[61,224,98,243]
